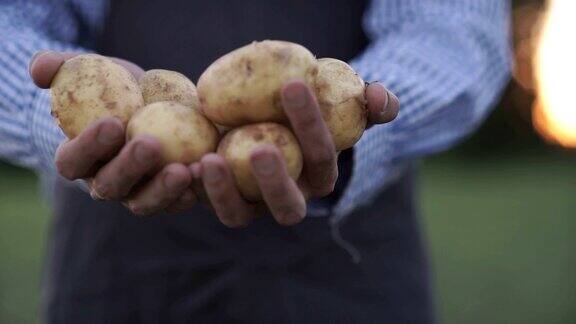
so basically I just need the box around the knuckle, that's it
[293,111,319,131]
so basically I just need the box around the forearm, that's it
[0,0,107,173]
[352,0,511,160]
[334,0,512,217]
[0,34,87,174]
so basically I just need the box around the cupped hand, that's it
[194,80,399,228]
[30,51,198,216]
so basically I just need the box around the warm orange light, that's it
[533,0,576,148]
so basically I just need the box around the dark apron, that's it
[41,1,434,323]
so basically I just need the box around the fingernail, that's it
[388,91,400,108]
[90,189,104,201]
[284,85,308,108]
[203,164,222,184]
[30,51,42,64]
[385,91,400,115]
[92,184,109,199]
[252,152,277,176]
[97,122,123,145]
[134,142,155,164]
[164,172,185,189]
[374,84,387,114]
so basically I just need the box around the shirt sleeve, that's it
[0,0,108,175]
[333,0,513,221]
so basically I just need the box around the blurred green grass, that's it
[0,150,575,324]
[0,163,49,324]
[421,151,576,324]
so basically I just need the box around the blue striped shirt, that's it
[0,0,512,221]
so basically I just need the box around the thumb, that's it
[29,51,79,89]
[29,52,145,89]
[365,82,400,125]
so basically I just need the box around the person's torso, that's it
[46,0,379,281]
[99,0,369,79]
[43,2,432,322]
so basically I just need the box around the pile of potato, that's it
[51,40,367,201]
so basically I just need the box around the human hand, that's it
[30,51,197,216]
[192,80,399,228]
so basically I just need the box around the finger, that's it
[251,146,306,226]
[189,162,210,205]
[92,135,161,200]
[200,154,255,228]
[165,189,198,214]
[30,52,144,89]
[366,82,400,124]
[29,51,80,88]
[55,117,124,180]
[281,80,337,197]
[126,164,192,216]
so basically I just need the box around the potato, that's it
[198,40,318,127]
[218,123,303,201]
[315,58,367,151]
[51,54,143,138]
[139,69,199,108]
[126,101,219,164]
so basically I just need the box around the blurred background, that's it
[1,0,575,323]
